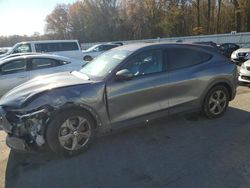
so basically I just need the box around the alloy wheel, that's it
[208,90,227,115]
[58,116,91,151]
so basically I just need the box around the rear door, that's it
[106,49,169,124]
[0,59,30,96]
[164,46,212,114]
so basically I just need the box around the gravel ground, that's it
[1,86,250,188]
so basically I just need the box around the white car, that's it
[231,47,250,65]
[0,54,86,96]
[0,40,84,61]
[238,59,250,83]
[82,44,120,61]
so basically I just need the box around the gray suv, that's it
[0,43,237,156]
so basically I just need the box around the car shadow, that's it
[5,107,250,188]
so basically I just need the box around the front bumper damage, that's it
[0,106,50,152]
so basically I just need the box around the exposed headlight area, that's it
[1,106,51,151]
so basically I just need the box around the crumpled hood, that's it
[0,71,92,107]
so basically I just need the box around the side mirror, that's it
[115,69,133,81]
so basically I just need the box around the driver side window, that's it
[122,49,163,77]
[13,44,31,54]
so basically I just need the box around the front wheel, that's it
[46,109,96,156]
[203,86,230,118]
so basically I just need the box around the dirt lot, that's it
[1,86,250,188]
[0,132,9,188]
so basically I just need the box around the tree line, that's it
[1,0,250,47]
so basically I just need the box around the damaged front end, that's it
[0,106,51,152]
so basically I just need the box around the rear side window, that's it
[103,45,117,51]
[35,42,79,52]
[59,42,79,51]
[166,48,212,71]
[1,59,27,74]
[122,49,163,77]
[30,58,60,70]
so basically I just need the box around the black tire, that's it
[203,85,230,119]
[46,109,96,156]
[83,56,93,61]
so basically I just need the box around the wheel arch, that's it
[83,55,92,60]
[201,79,234,105]
[42,103,102,136]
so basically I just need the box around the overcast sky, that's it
[0,0,75,36]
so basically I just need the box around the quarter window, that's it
[30,58,59,70]
[167,48,212,71]
[1,59,26,74]
[122,50,163,77]
[103,45,117,51]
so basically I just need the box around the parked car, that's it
[231,46,250,65]
[0,52,42,61]
[0,54,85,96]
[111,42,123,46]
[0,40,84,61]
[0,43,237,155]
[218,43,240,58]
[238,59,250,83]
[193,41,218,48]
[0,47,11,55]
[82,43,120,61]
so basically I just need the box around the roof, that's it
[113,42,217,52]
[16,40,79,44]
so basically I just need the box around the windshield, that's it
[85,44,99,52]
[79,49,131,78]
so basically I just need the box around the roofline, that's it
[16,40,79,44]
[0,54,74,64]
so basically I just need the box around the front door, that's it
[106,49,169,124]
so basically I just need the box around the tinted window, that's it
[167,48,211,71]
[59,42,79,51]
[122,50,163,77]
[35,42,79,52]
[94,45,104,52]
[229,44,238,49]
[1,59,26,74]
[30,58,59,70]
[13,44,31,54]
[220,44,228,50]
[103,45,117,51]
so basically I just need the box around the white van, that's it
[0,40,84,60]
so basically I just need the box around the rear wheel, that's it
[46,109,96,156]
[203,86,229,118]
[83,56,93,61]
